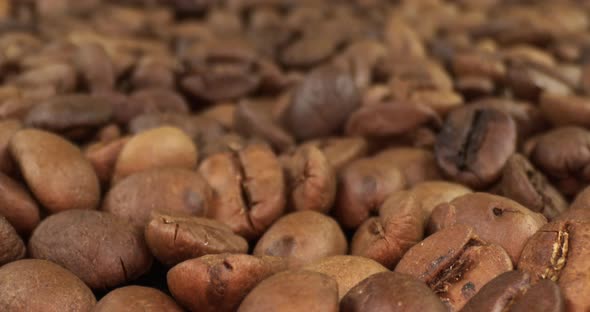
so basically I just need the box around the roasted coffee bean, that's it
[103,168,213,227]
[198,143,286,240]
[168,254,287,312]
[429,192,547,263]
[0,119,21,174]
[29,209,152,289]
[282,66,360,140]
[94,286,183,312]
[9,129,100,213]
[254,211,346,268]
[0,259,96,312]
[529,126,590,196]
[301,136,368,172]
[518,220,590,311]
[84,136,129,185]
[304,255,388,300]
[341,272,447,312]
[396,224,513,311]
[238,270,339,312]
[335,155,407,229]
[281,145,336,213]
[461,270,564,312]
[435,107,517,189]
[498,154,567,220]
[112,126,198,183]
[540,93,590,128]
[375,147,442,187]
[128,113,224,144]
[74,42,115,92]
[0,172,40,236]
[145,211,248,266]
[0,215,25,266]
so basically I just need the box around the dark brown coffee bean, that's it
[429,192,547,263]
[0,215,25,266]
[529,126,590,196]
[0,172,40,236]
[281,145,336,213]
[9,129,100,213]
[282,66,360,140]
[341,271,447,312]
[238,270,339,312]
[304,255,388,300]
[396,224,513,311]
[518,220,590,311]
[94,286,183,312]
[74,42,115,92]
[510,279,564,312]
[145,211,248,266]
[345,101,440,137]
[0,119,21,174]
[198,143,286,240]
[376,148,442,187]
[461,271,532,312]
[301,136,368,172]
[167,254,287,312]
[498,154,567,220]
[112,126,198,183]
[234,98,295,152]
[0,259,96,312]
[335,155,406,229]
[103,168,213,227]
[254,211,346,268]
[131,56,177,90]
[24,94,113,138]
[29,209,152,289]
[435,107,517,189]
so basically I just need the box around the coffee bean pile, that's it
[1,0,590,311]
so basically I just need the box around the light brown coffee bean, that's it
[0,119,21,174]
[94,286,183,312]
[376,147,442,187]
[0,172,40,235]
[0,215,25,266]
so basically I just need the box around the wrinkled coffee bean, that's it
[281,145,336,213]
[198,143,286,240]
[0,215,25,265]
[10,129,100,213]
[518,220,590,311]
[168,254,287,312]
[282,66,360,140]
[145,211,249,266]
[341,271,447,312]
[435,107,517,189]
[29,209,152,289]
[103,168,213,227]
[498,154,568,220]
[254,211,347,268]
[238,270,339,312]
[0,172,40,235]
[0,259,96,312]
[429,192,547,263]
[94,286,183,312]
[396,224,513,311]
[304,255,388,300]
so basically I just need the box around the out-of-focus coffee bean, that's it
[11,63,77,93]
[540,93,590,128]
[145,211,249,266]
[505,62,572,101]
[167,254,287,312]
[9,129,100,213]
[0,215,25,266]
[94,286,184,312]
[254,211,346,268]
[282,66,360,140]
[376,147,442,187]
[304,255,388,300]
[0,172,40,236]
[335,155,406,229]
[74,42,115,92]
[0,259,96,312]
[238,270,339,312]
[341,272,447,312]
[518,220,590,311]
[435,107,517,189]
[396,224,513,311]
[201,103,236,130]
[112,126,198,183]
[84,137,129,185]
[281,146,336,213]
[498,154,568,220]
[103,168,213,227]
[198,143,286,240]
[429,192,547,263]
[0,119,21,174]
[301,136,368,173]
[529,126,590,196]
